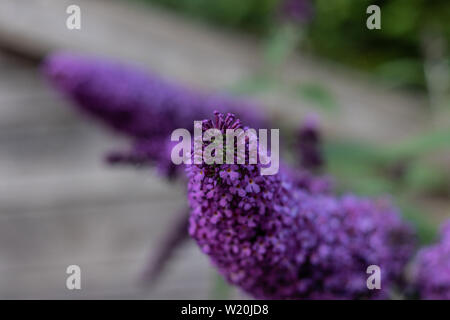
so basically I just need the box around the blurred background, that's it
[0,0,448,299]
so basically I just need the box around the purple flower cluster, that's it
[279,0,315,25]
[297,114,324,171]
[43,53,421,299]
[186,112,416,299]
[42,53,340,290]
[413,220,450,299]
[42,52,268,179]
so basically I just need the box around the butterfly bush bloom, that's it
[41,52,268,179]
[41,53,270,283]
[186,112,416,299]
[279,0,314,25]
[297,114,324,171]
[413,220,450,299]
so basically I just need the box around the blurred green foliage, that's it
[134,0,278,32]
[295,82,339,113]
[323,128,450,244]
[135,0,450,90]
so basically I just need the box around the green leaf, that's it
[385,128,450,160]
[210,270,231,299]
[397,202,438,245]
[227,75,278,95]
[374,58,424,88]
[295,83,339,113]
[324,141,387,165]
[404,162,449,195]
[264,24,301,67]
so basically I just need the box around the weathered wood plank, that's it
[0,243,212,299]
[0,49,201,298]
[0,0,429,143]
[0,95,75,129]
[0,194,201,299]
[0,68,80,129]
[0,123,121,176]
[0,169,185,213]
[0,199,184,266]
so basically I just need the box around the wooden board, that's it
[0,53,216,299]
[0,0,429,143]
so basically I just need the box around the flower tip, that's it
[40,52,85,91]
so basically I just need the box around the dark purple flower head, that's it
[42,52,268,179]
[186,112,416,299]
[279,0,315,25]
[297,113,324,171]
[413,220,450,299]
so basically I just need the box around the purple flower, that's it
[279,0,315,25]
[413,220,450,299]
[219,165,240,183]
[186,112,416,299]
[297,113,324,171]
[42,52,268,179]
[243,175,261,193]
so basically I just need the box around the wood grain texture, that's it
[0,0,429,143]
[0,54,213,299]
